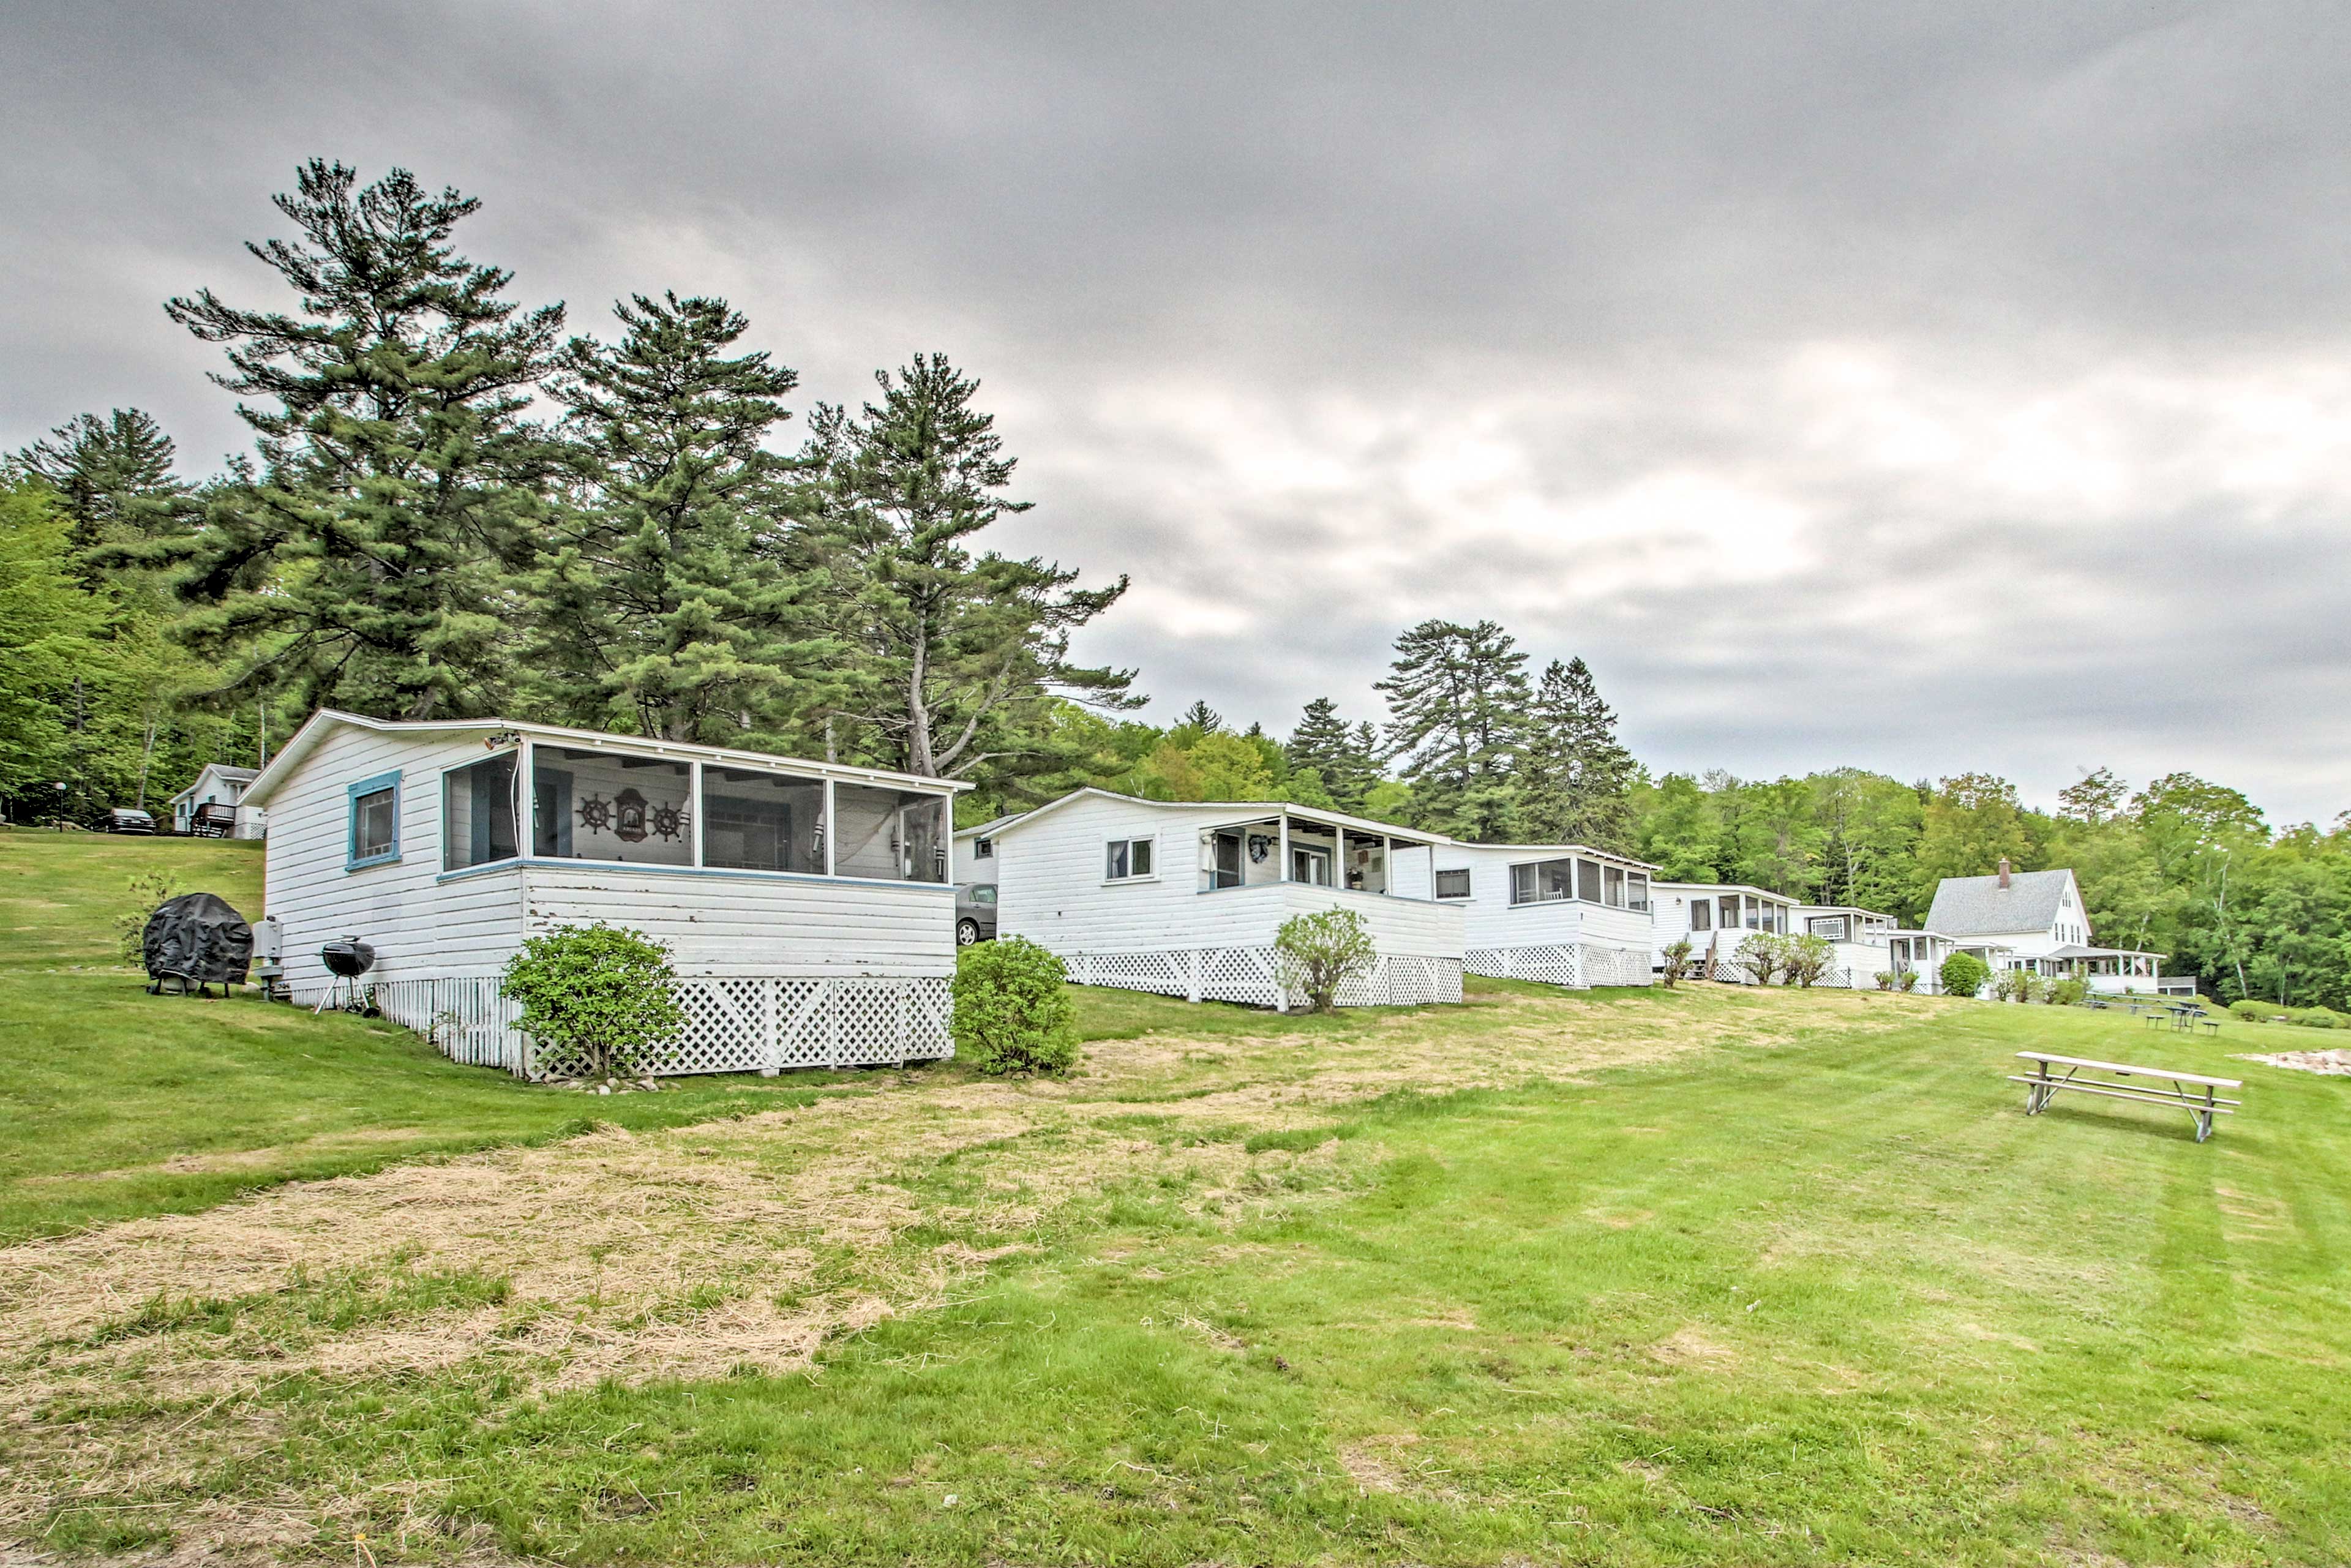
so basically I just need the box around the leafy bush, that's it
[2227,999,2274,1023]
[501,924,684,1081]
[1275,908,1376,1013]
[1782,933,1834,988]
[1659,939,1697,988]
[2019,972,2050,1004]
[2289,1005,2345,1029]
[1940,951,1989,999]
[2048,977,2088,1007]
[1899,969,1921,993]
[1873,970,1895,991]
[1734,932,1785,986]
[115,869,186,964]
[952,937,1079,1074]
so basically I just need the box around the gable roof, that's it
[242,709,969,809]
[167,763,260,805]
[1925,869,2077,937]
[953,811,1030,842]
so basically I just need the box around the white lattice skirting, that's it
[294,974,953,1079]
[1700,961,1861,990]
[1464,943,1656,989]
[1063,948,1463,1011]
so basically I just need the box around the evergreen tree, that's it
[161,159,564,719]
[1286,697,1383,811]
[525,291,834,743]
[806,353,1134,780]
[1513,657,1639,850]
[1174,699,1223,735]
[10,408,188,566]
[1374,619,1527,839]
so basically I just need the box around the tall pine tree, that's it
[525,291,836,744]
[10,408,188,569]
[162,159,564,719]
[804,354,1134,781]
[1285,697,1382,812]
[1375,618,1527,840]
[1513,656,1639,850]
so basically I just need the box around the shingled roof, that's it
[1925,868,2077,937]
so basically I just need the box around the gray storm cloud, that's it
[4,1,2347,819]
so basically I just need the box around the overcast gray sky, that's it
[6,2,2347,822]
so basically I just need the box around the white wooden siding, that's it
[521,863,951,978]
[263,726,527,992]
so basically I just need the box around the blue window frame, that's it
[347,769,402,871]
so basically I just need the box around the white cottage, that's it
[1925,859,2182,995]
[169,762,265,838]
[1649,882,1800,978]
[240,710,968,1076]
[991,789,1464,1008]
[951,812,1024,888]
[1428,841,1657,988]
[1794,904,1962,991]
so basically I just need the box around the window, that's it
[533,747,692,866]
[1629,872,1650,912]
[974,836,994,860]
[1690,898,1712,931]
[1509,857,1574,906]
[1603,865,1626,908]
[1434,868,1472,900]
[1577,859,1603,903]
[1105,836,1155,880]
[705,765,825,874]
[443,754,517,871]
[971,885,997,906]
[347,770,401,871]
[836,782,948,882]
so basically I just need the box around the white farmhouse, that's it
[1924,859,2181,995]
[169,762,265,838]
[990,789,1463,1008]
[1649,882,1799,978]
[240,709,967,1076]
[1427,841,1657,987]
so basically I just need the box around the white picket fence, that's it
[1464,943,1654,989]
[296,973,953,1080]
[1063,947,1463,1011]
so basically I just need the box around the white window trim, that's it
[1433,867,1473,901]
[1103,834,1160,884]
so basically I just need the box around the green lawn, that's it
[0,828,866,1243]
[4,828,2349,1564]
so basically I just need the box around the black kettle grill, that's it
[315,936,378,1015]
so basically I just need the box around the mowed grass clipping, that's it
[0,828,869,1243]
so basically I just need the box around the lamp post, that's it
[53,781,67,831]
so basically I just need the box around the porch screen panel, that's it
[704,767,825,873]
[1577,860,1603,903]
[835,783,950,882]
[443,754,519,871]
[1628,872,1649,912]
[536,748,691,866]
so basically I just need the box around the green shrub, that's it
[2227,999,2274,1023]
[1782,932,1834,988]
[952,937,1079,1074]
[501,924,684,1081]
[1899,970,1921,993]
[1734,932,1787,986]
[1940,951,1989,999]
[1275,908,1376,1013]
[114,869,187,964]
[1659,939,1697,988]
[1873,970,1895,991]
[2048,978,2088,1007]
[2287,1005,2344,1030]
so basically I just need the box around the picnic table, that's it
[2011,1052,2242,1142]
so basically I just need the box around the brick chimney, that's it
[1998,857,2012,889]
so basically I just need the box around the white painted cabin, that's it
[991,789,1464,1008]
[1649,882,1799,979]
[1925,860,2182,995]
[240,710,967,1076]
[1428,842,1657,988]
[169,762,266,838]
[951,812,1023,888]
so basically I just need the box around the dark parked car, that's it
[105,807,156,835]
[955,883,998,946]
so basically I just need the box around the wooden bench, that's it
[2011,1052,2242,1143]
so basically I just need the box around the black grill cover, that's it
[143,893,255,987]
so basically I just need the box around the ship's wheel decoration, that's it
[613,787,650,843]
[651,800,687,842]
[1248,833,1275,864]
[576,795,613,834]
